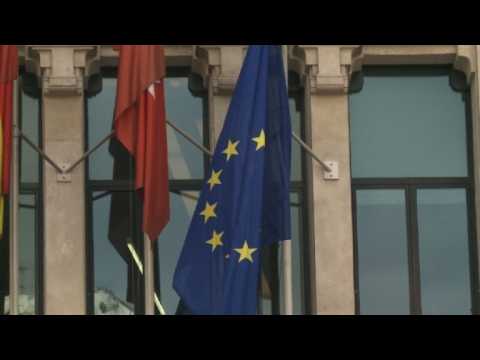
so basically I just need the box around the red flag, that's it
[0,45,17,238]
[114,45,170,241]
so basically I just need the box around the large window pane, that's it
[356,190,410,315]
[20,88,40,184]
[18,194,38,315]
[165,78,204,180]
[88,75,205,181]
[88,78,117,180]
[417,189,471,315]
[290,98,302,182]
[350,67,468,178]
[0,211,8,314]
[92,191,143,315]
[156,191,199,315]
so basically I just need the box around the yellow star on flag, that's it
[252,129,266,151]
[234,241,258,263]
[222,140,240,161]
[206,230,224,252]
[200,202,218,224]
[207,169,223,191]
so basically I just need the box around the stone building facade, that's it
[3,45,479,315]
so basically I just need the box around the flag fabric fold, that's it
[0,45,18,238]
[113,45,170,242]
[173,45,292,315]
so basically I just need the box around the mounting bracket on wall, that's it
[57,164,72,183]
[323,161,339,181]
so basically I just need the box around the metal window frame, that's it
[351,66,478,316]
[14,70,44,315]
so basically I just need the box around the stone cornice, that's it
[24,45,101,96]
[192,45,248,95]
[293,45,359,94]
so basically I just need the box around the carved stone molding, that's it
[454,45,476,84]
[293,45,359,94]
[192,45,247,95]
[351,45,476,84]
[24,45,101,96]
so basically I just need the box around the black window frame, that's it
[84,66,313,316]
[350,65,479,315]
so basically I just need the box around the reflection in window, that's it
[418,189,471,315]
[88,73,205,181]
[351,66,476,315]
[91,191,143,315]
[86,69,207,315]
[165,77,205,180]
[355,190,410,315]
[87,68,310,315]
[17,194,39,315]
[156,191,199,314]
[2,75,43,315]
[350,67,468,178]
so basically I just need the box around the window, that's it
[86,69,146,315]
[350,66,476,315]
[1,72,43,315]
[86,67,310,315]
[86,68,208,315]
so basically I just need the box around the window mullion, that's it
[406,186,422,315]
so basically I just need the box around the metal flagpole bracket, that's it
[57,164,72,183]
[323,161,339,181]
[291,132,340,181]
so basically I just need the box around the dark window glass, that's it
[351,66,476,315]
[91,191,143,315]
[88,76,205,181]
[2,76,42,315]
[350,67,468,178]
[417,188,471,315]
[355,190,410,315]
[156,191,199,314]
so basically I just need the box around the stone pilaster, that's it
[295,45,357,315]
[25,45,100,315]
[193,46,247,147]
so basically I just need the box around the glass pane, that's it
[417,189,471,315]
[88,78,118,181]
[20,89,40,184]
[290,98,302,182]
[350,67,468,178]
[156,191,199,315]
[165,78,204,180]
[88,76,205,181]
[18,194,37,315]
[0,204,8,314]
[356,189,410,315]
[92,191,141,315]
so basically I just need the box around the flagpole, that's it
[282,45,294,316]
[144,234,155,315]
[9,79,19,315]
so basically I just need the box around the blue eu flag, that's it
[173,45,292,315]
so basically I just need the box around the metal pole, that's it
[144,234,155,315]
[65,131,115,174]
[19,132,64,174]
[282,45,294,316]
[9,80,19,315]
[167,120,213,157]
[292,132,333,173]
